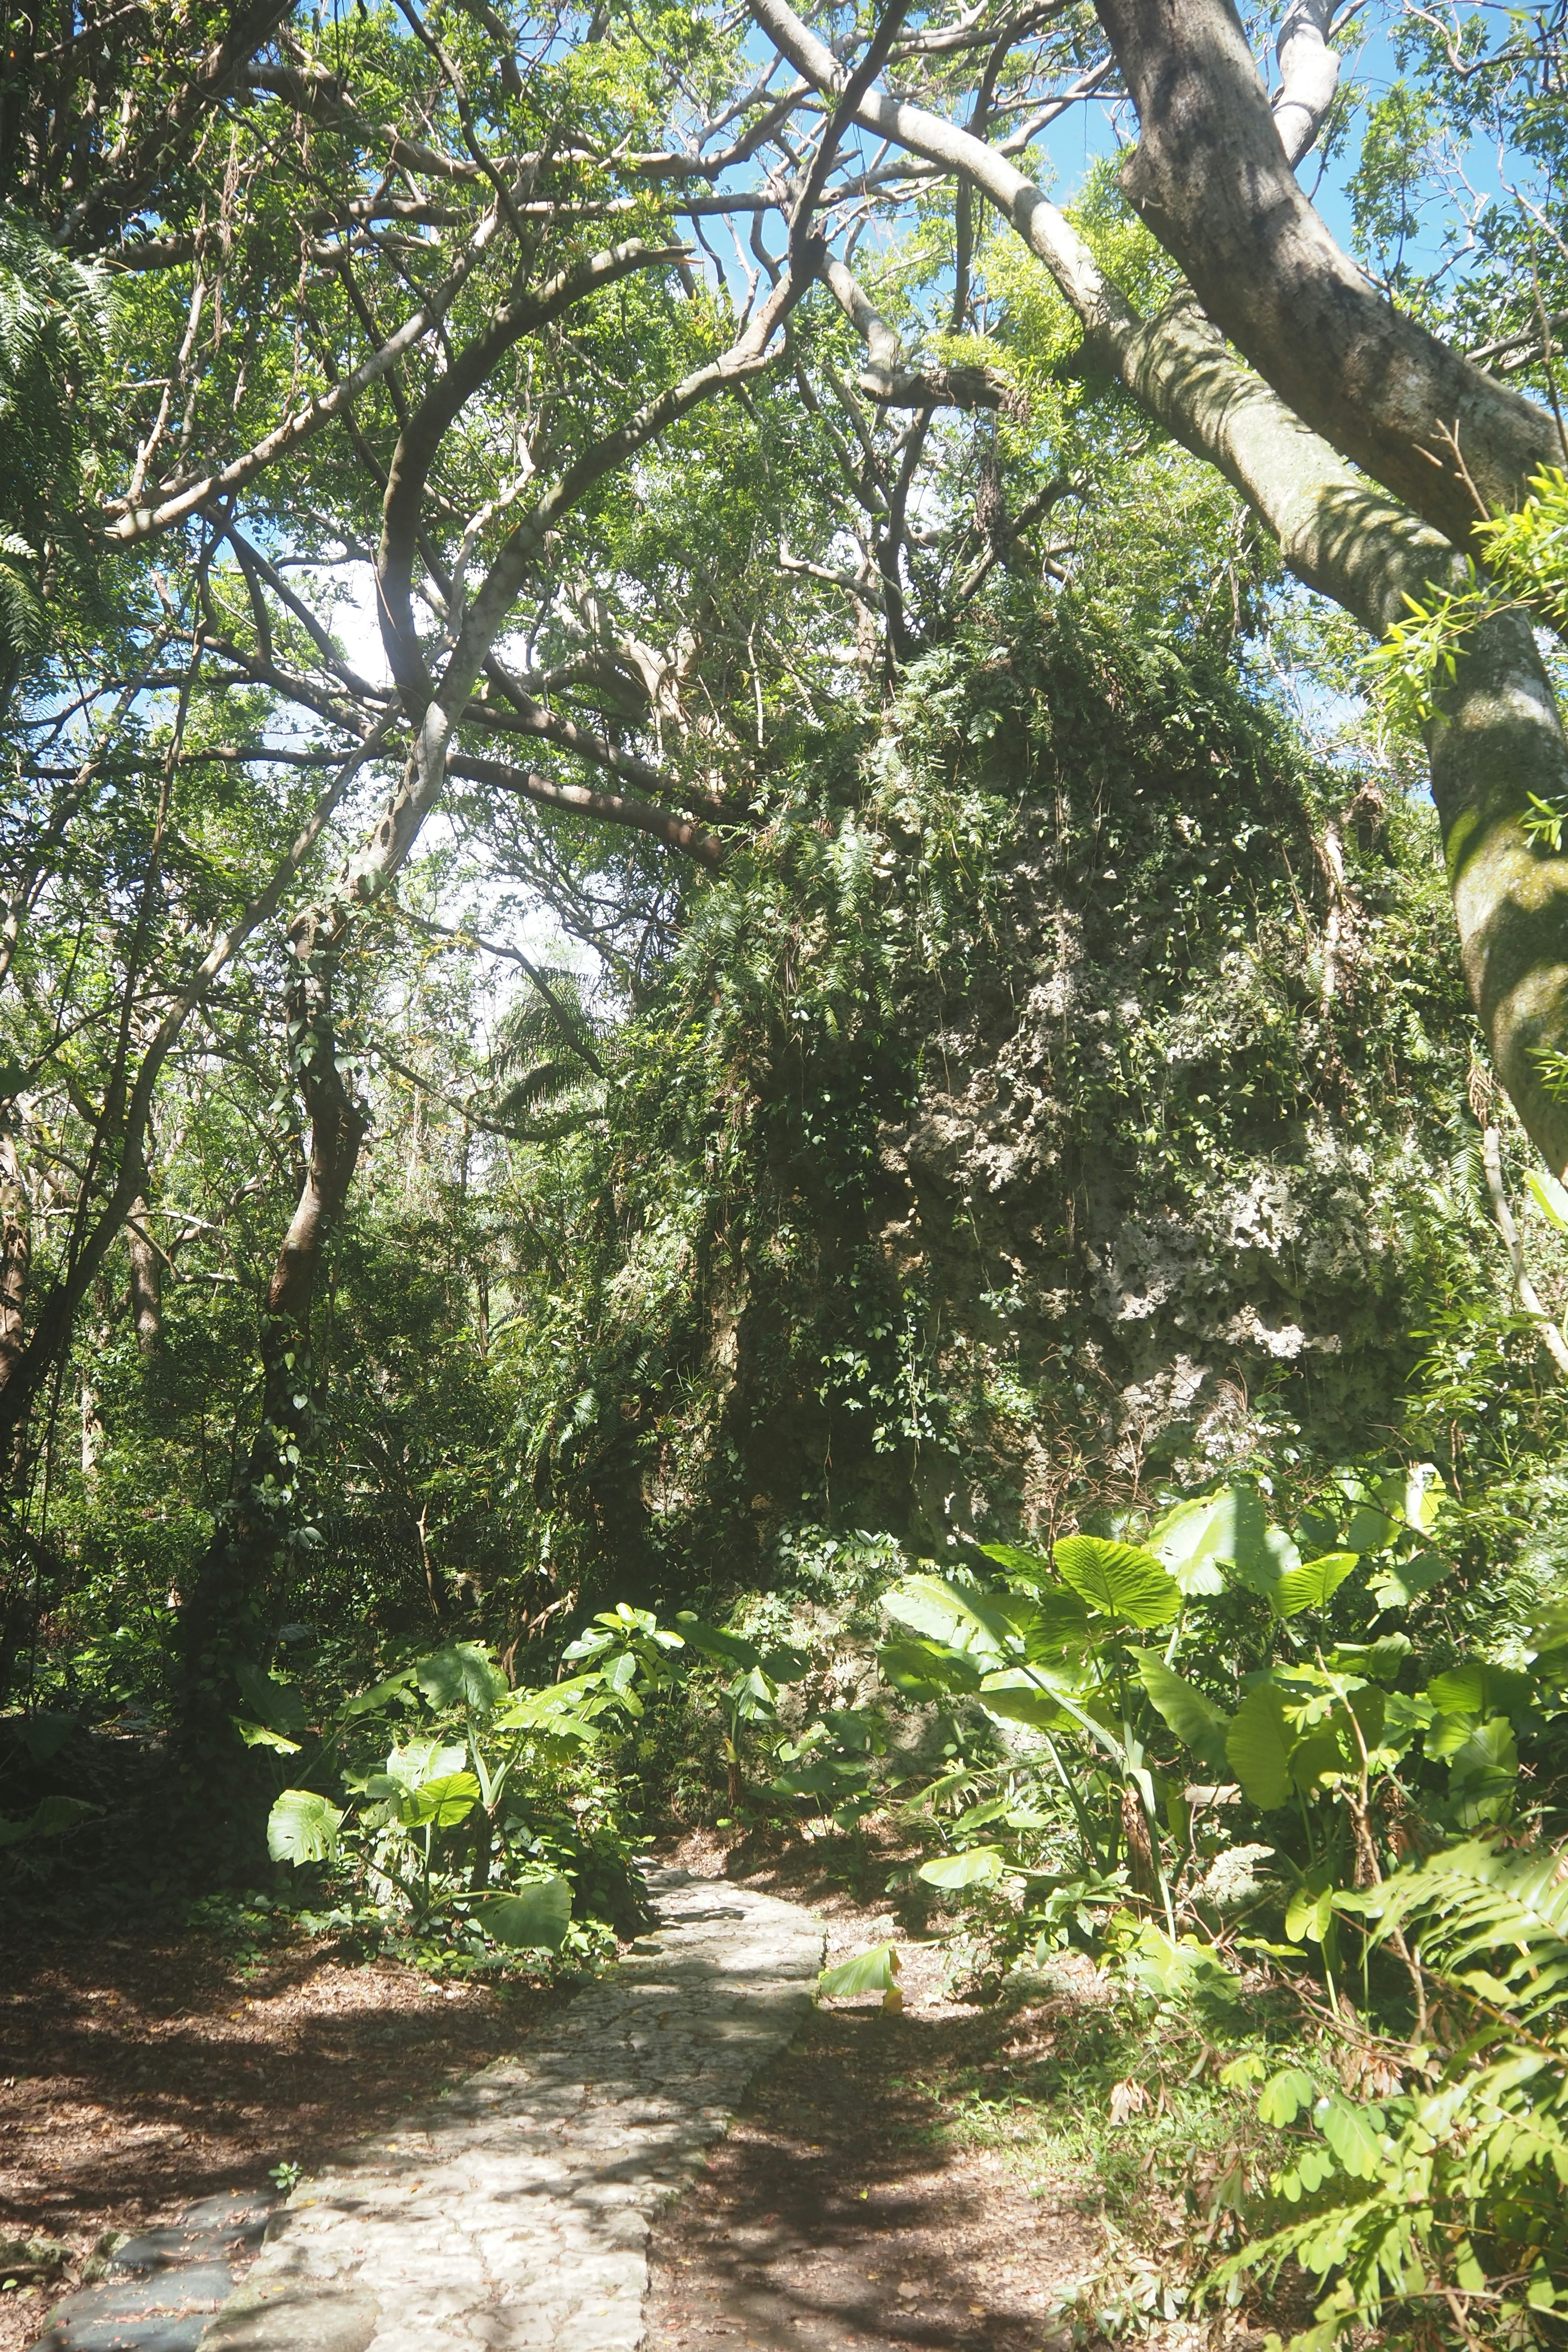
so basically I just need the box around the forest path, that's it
[31,1869,822,2352]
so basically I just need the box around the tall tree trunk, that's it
[176,909,367,1831]
[127,1196,162,1355]
[0,1129,29,1406]
[1089,0,1561,546]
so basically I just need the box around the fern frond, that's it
[1379,1837,1568,2028]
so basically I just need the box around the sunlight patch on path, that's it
[186,1869,821,2352]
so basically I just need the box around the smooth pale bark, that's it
[752,0,1568,1171]
[1091,0,1560,546]
[126,1196,162,1354]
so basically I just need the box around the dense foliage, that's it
[7,0,1568,2342]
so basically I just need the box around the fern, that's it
[1379,1837,1568,2029]
[1212,1838,1568,2346]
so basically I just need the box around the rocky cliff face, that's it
[542,624,1489,1599]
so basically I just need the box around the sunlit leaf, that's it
[1053,1537,1180,1628]
[267,1788,344,1864]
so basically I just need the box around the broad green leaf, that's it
[1528,1167,1568,1229]
[1053,1537,1181,1628]
[1018,1588,1093,1657]
[235,1665,307,1738]
[233,1718,301,1753]
[819,1941,901,1998]
[978,1674,1064,1730]
[1149,1483,1292,1595]
[493,1674,611,1734]
[1145,1492,1236,1595]
[1327,1635,1413,1684]
[1134,1655,1229,1768]
[1370,1550,1451,1610]
[0,1793,99,1847]
[1427,1661,1535,1726]
[1448,1715,1519,1824]
[476,1874,571,1952]
[919,1846,1009,1887]
[1285,1881,1335,1940]
[401,1771,481,1829]
[976,1541,1054,1583]
[1289,1730,1348,1794]
[881,1574,1011,1654]
[760,1644,811,1684]
[18,1712,79,1765]
[385,1739,466,1791]
[1256,2067,1317,2125]
[267,1788,344,1864]
[1225,1684,1298,1809]
[414,1642,507,1716]
[1272,1551,1358,1618]
[676,1613,762,1671]
[878,1638,982,1699]
[343,1668,418,1718]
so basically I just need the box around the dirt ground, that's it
[0,1919,558,2352]
[1,1827,1276,2352]
[644,1831,1266,2352]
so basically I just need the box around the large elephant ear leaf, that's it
[267,1788,345,1865]
[476,1874,572,1952]
[1134,1655,1229,1769]
[1272,1551,1358,1619]
[1225,1684,1298,1810]
[1054,1537,1181,1629]
[414,1642,507,1715]
[881,1574,1011,1654]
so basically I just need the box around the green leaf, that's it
[977,1675,1064,1729]
[819,1941,901,1997]
[881,1574,1013,1654]
[878,1638,982,1699]
[976,1541,1055,1583]
[385,1739,466,1791]
[476,1874,571,1952]
[18,1712,79,1765]
[676,1613,763,1670]
[1370,1550,1451,1610]
[1272,1552,1358,1618]
[919,1846,1009,1887]
[1319,2096,1384,2178]
[414,1642,507,1716]
[401,1771,481,1829]
[233,1718,302,1753]
[1145,1492,1239,1595]
[343,1668,418,1718]
[1427,1661,1535,1726]
[0,1793,100,1848]
[1053,1537,1181,1628]
[1225,1684,1298,1810]
[1256,2067,1317,2125]
[235,1665,307,1738]
[267,1788,344,1864]
[1134,1654,1229,1768]
[1527,1167,1568,1230]
[1448,1715,1519,1825]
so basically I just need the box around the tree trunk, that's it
[174,914,368,1848]
[0,1130,29,1405]
[1091,0,1562,547]
[127,1196,162,1355]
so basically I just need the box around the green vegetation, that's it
[7,0,1568,2341]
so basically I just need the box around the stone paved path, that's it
[33,1868,822,2352]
